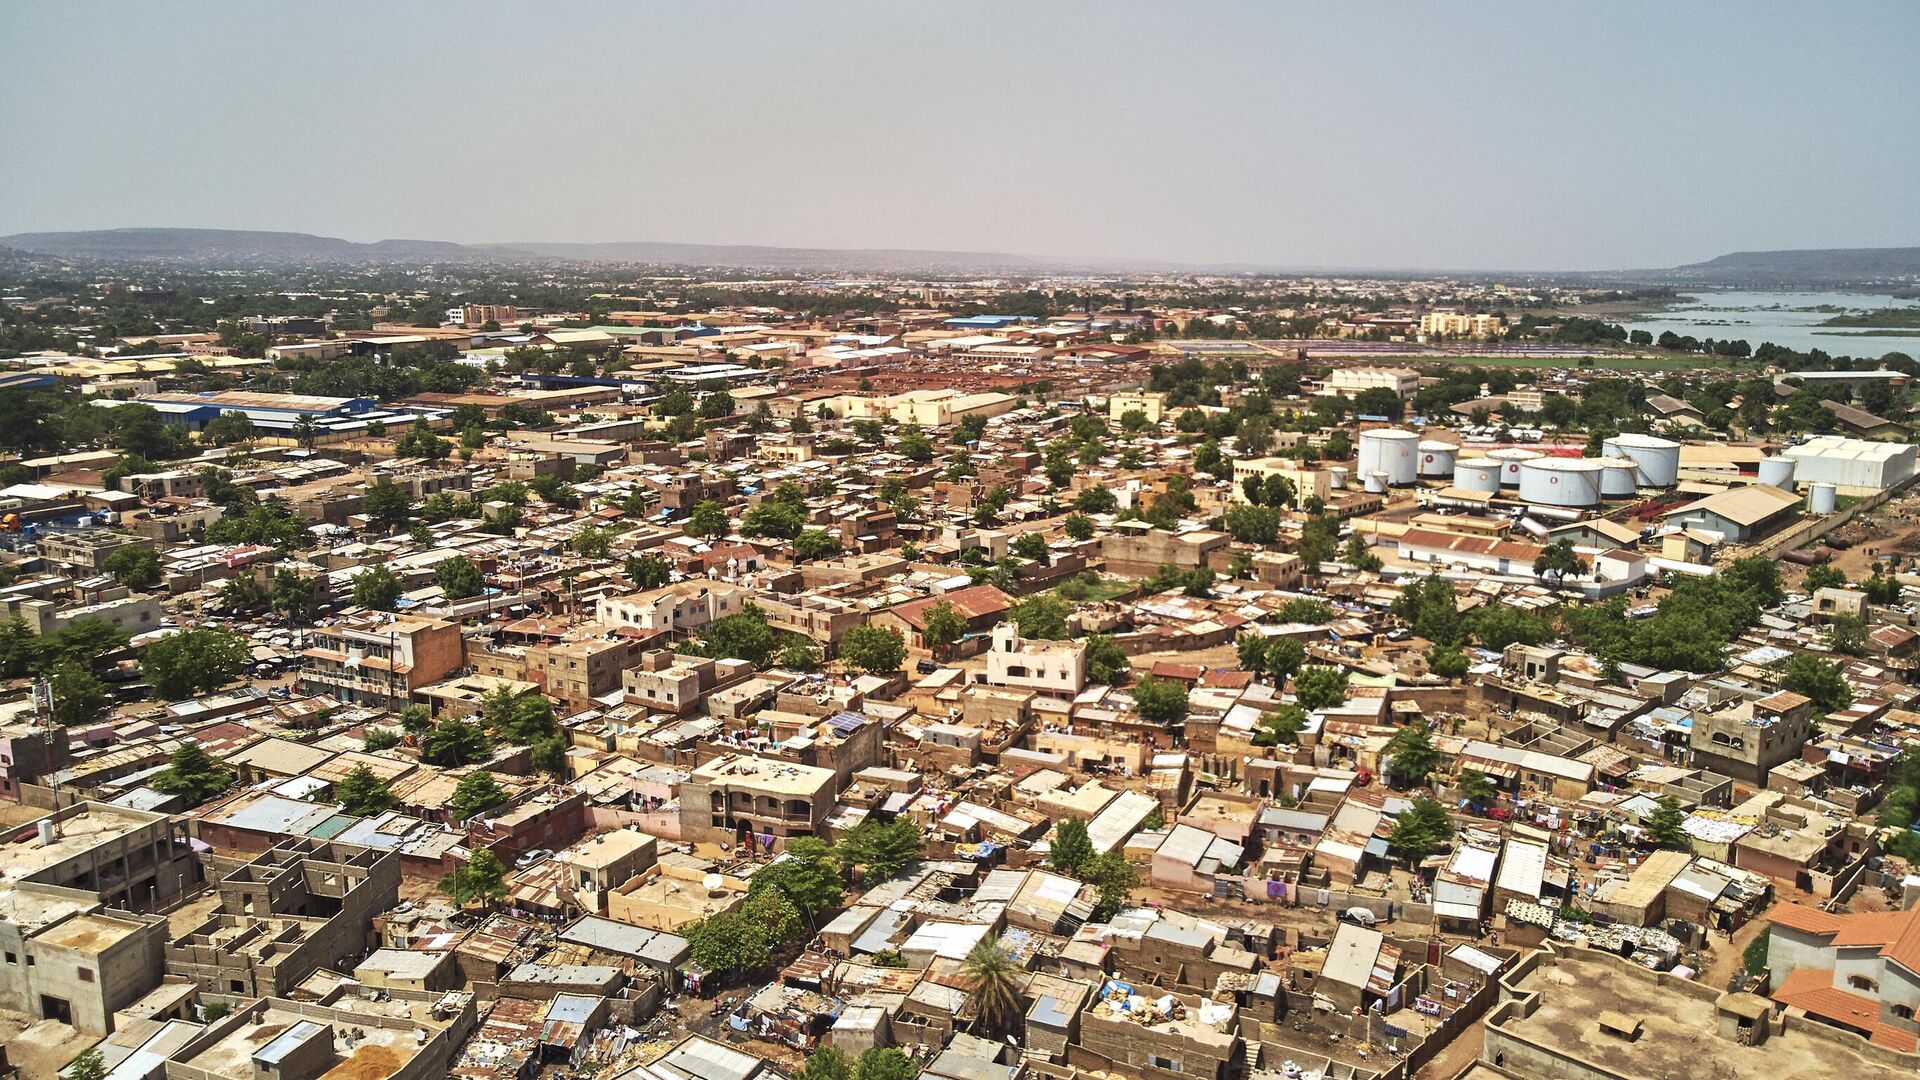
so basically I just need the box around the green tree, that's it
[141,628,249,699]
[1011,531,1051,565]
[1063,513,1095,541]
[102,544,162,590]
[838,816,922,882]
[855,1048,918,1080]
[1131,675,1188,725]
[151,742,235,804]
[1079,850,1140,921]
[959,937,1026,1034]
[691,604,779,666]
[1387,797,1454,865]
[449,771,510,820]
[352,564,404,611]
[1252,704,1308,747]
[1781,654,1852,715]
[1804,563,1847,592]
[797,1047,853,1080]
[363,728,402,752]
[1264,637,1307,683]
[219,574,270,614]
[1532,538,1588,586]
[1293,665,1349,711]
[48,661,111,727]
[532,734,569,775]
[1009,594,1070,640]
[779,638,822,671]
[1383,719,1442,787]
[441,848,508,908]
[1826,613,1871,656]
[742,500,807,540]
[69,1049,108,1080]
[270,569,319,624]
[921,601,967,656]
[687,499,731,538]
[1297,515,1341,571]
[625,552,674,589]
[1085,633,1130,685]
[1051,818,1094,875]
[478,686,557,743]
[793,528,843,562]
[420,719,491,766]
[1344,535,1382,572]
[1455,768,1498,806]
[336,764,399,816]
[1224,503,1280,545]
[839,624,906,674]
[436,555,485,599]
[1643,795,1692,852]
[362,479,413,534]
[1862,564,1904,605]
[1074,486,1117,513]
[1427,645,1471,679]
[571,525,612,559]
[748,837,845,921]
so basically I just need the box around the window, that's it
[1894,1004,1915,1021]
[77,969,93,983]
[230,980,245,993]
[1847,974,1879,992]
[1147,1055,1181,1072]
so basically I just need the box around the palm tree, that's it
[960,938,1025,1035]
[291,414,317,450]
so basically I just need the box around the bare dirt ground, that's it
[0,1011,94,1078]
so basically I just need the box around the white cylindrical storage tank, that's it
[1454,458,1502,493]
[1592,456,1640,498]
[1486,447,1543,487]
[1759,457,1797,491]
[1363,470,1387,494]
[1605,433,1682,489]
[1356,428,1419,487]
[1328,466,1349,490]
[1518,457,1604,508]
[1417,440,1457,478]
[1810,482,1837,514]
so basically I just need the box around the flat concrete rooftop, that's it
[1498,949,1890,1080]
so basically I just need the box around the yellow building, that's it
[1419,312,1505,339]
[1230,457,1332,509]
[1107,390,1168,425]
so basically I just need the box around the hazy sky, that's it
[3,2,1917,271]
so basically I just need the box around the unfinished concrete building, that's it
[0,802,190,1034]
[167,838,399,998]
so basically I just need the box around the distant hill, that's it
[1660,247,1920,287]
[0,227,1063,273]
[0,228,506,263]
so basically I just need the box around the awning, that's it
[1435,901,1483,921]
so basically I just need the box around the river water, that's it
[1622,289,1920,359]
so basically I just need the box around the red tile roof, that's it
[1772,967,1920,1052]
[1766,901,1847,937]
[886,584,1013,630]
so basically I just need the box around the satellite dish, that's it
[702,873,725,894]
